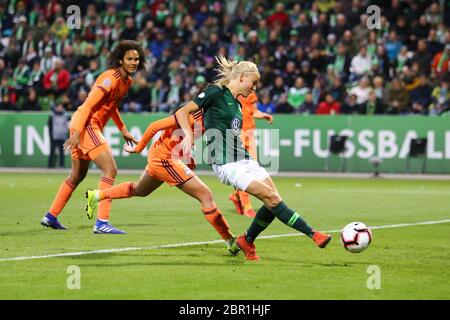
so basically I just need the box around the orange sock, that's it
[99,182,135,200]
[202,207,233,240]
[97,177,115,221]
[48,179,77,217]
[237,190,252,212]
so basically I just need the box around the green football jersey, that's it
[193,85,250,164]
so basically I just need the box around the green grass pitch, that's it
[0,172,449,300]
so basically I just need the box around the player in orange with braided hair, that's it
[84,110,240,254]
[229,92,273,218]
[40,40,145,234]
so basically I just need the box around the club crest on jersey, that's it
[231,117,242,135]
[198,92,205,99]
[102,78,112,88]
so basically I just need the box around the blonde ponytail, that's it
[213,55,259,87]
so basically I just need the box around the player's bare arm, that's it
[175,101,201,155]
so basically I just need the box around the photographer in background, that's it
[47,103,69,168]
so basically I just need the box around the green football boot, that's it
[85,189,99,219]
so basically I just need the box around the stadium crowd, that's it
[0,0,449,115]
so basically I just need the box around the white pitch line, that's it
[0,219,449,263]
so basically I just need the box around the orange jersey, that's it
[133,111,203,163]
[238,92,258,132]
[150,110,203,162]
[71,69,132,133]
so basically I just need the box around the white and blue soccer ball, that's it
[340,222,372,253]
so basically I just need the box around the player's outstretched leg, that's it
[244,178,332,254]
[85,189,99,219]
[180,177,239,255]
[85,188,126,234]
[235,205,275,260]
[41,159,90,230]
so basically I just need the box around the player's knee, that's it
[134,188,148,197]
[68,173,84,186]
[199,190,214,207]
[261,190,281,207]
[102,166,117,178]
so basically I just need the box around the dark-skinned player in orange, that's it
[40,40,144,234]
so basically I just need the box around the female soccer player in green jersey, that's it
[175,56,331,260]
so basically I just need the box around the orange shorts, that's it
[70,122,109,161]
[145,157,195,186]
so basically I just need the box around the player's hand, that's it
[122,130,138,146]
[63,131,80,151]
[181,135,193,156]
[123,143,137,153]
[264,113,273,124]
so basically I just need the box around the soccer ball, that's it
[340,222,372,253]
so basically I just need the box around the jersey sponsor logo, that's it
[198,92,205,99]
[231,117,242,135]
[102,78,112,88]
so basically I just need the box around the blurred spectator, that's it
[21,87,41,111]
[316,92,340,115]
[150,78,168,112]
[360,91,385,115]
[299,60,315,88]
[166,74,185,112]
[431,44,450,78]
[328,75,346,105]
[40,46,58,73]
[47,103,68,168]
[349,45,372,82]
[0,94,17,111]
[387,78,410,114]
[275,93,294,113]
[287,77,309,112]
[50,16,69,40]
[189,74,207,99]
[409,74,433,108]
[348,76,373,105]
[298,92,316,114]
[353,14,370,45]
[71,89,87,112]
[311,77,324,106]
[385,30,403,64]
[412,39,433,74]
[257,93,276,113]
[331,42,351,81]
[425,3,443,26]
[61,45,79,75]
[395,46,411,75]
[14,15,29,42]
[340,93,361,115]
[269,76,288,104]
[429,78,450,115]
[28,61,44,91]
[372,76,389,106]
[120,16,139,40]
[267,3,290,30]
[12,58,30,95]
[43,58,70,97]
